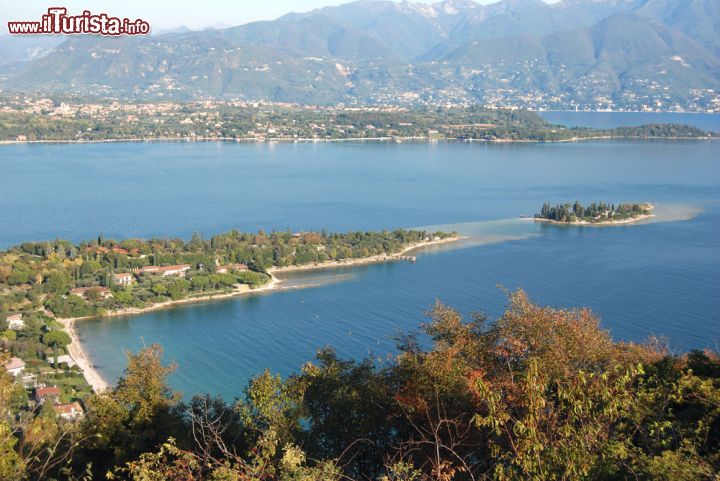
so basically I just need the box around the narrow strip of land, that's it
[49,235,460,391]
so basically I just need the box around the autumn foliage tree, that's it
[2,292,718,481]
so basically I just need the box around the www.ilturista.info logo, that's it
[8,8,150,36]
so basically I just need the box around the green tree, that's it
[80,344,182,476]
[43,330,71,369]
[45,270,70,295]
[113,344,181,426]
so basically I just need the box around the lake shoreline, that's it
[525,204,656,226]
[535,109,718,114]
[57,317,111,393]
[529,214,655,226]
[57,277,283,392]
[0,135,716,147]
[269,236,462,274]
[58,236,461,392]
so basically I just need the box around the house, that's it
[111,246,129,255]
[69,287,85,297]
[55,355,77,367]
[6,313,25,330]
[20,373,38,389]
[140,264,191,277]
[70,286,113,300]
[216,263,249,274]
[3,357,25,376]
[34,386,61,404]
[158,265,192,277]
[55,402,84,420]
[113,273,134,286]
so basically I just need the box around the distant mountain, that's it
[152,26,194,36]
[276,0,487,61]
[634,0,720,55]
[219,16,397,61]
[435,13,720,103]
[5,33,353,103]
[0,35,64,66]
[2,0,718,110]
[421,0,642,60]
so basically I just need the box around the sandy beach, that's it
[529,214,656,226]
[268,236,461,274]
[57,317,111,392]
[57,236,460,391]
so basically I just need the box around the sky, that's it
[1,0,519,34]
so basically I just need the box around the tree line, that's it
[536,201,651,223]
[0,104,714,143]
[0,228,452,318]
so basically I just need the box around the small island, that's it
[534,201,654,225]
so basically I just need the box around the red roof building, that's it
[35,386,61,404]
[55,401,84,420]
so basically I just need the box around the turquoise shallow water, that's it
[0,126,718,399]
[75,206,720,399]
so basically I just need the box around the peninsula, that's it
[1,228,458,391]
[534,202,654,225]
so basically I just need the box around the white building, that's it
[140,264,191,277]
[70,287,113,300]
[55,355,77,367]
[113,273,134,286]
[55,402,84,420]
[6,313,25,330]
[3,357,25,376]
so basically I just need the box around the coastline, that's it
[57,317,110,393]
[57,236,460,392]
[534,109,719,114]
[527,213,655,226]
[56,274,284,392]
[268,236,461,274]
[0,135,716,147]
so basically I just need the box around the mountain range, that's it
[1,0,718,109]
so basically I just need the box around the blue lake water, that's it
[539,111,720,133]
[1,127,718,400]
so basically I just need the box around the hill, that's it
[1,0,718,110]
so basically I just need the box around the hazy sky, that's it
[1,0,527,34]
